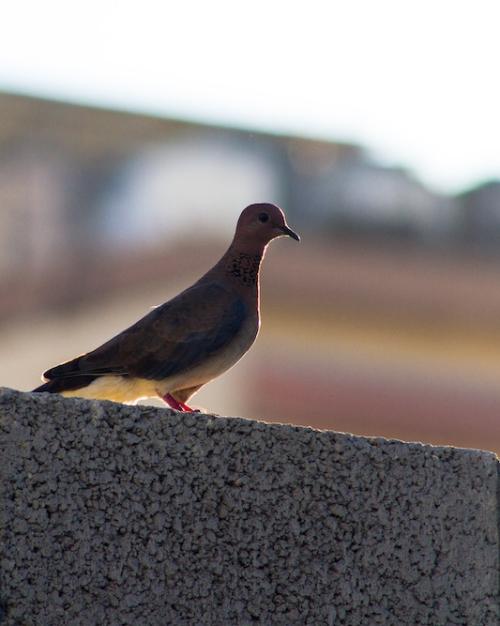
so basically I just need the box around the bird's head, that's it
[234,203,300,247]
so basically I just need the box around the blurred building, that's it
[289,157,455,244]
[0,92,359,307]
[0,90,499,456]
[456,180,500,249]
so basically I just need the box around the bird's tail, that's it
[32,375,97,394]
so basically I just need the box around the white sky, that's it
[0,0,499,193]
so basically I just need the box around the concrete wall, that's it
[0,387,498,625]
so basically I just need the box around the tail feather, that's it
[32,375,98,394]
[42,355,85,381]
[42,356,125,381]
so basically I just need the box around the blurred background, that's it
[1,1,499,454]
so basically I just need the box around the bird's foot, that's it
[179,401,200,413]
[162,393,200,412]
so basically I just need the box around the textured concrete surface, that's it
[0,387,498,626]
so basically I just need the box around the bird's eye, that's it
[258,212,269,223]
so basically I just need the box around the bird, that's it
[32,203,300,411]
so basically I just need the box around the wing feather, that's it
[44,282,246,382]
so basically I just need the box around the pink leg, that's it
[161,393,197,412]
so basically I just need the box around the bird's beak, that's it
[278,224,300,241]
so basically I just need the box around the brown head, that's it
[233,203,300,250]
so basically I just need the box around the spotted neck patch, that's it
[226,252,262,286]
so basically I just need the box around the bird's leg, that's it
[161,393,199,412]
[162,393,185,411]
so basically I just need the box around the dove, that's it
[32,203,300,411]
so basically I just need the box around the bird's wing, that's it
[43,282,247,382]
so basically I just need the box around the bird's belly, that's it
[62,376,158,404]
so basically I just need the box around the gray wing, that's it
[44,282,247,382]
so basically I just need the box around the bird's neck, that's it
[218,241,267,290]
